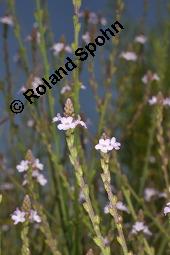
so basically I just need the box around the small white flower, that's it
[79,190,86,203]
[16,160,29,173]
[11,208,26,225]
[158,192,167,198]
[95,137,121,154]
[144,188,158,202]
[164,202,170,215]
[110,137,121,150]
[149,156,156,163]
[51,43,64,55]
[82,32,91,44]
[81,83,86,90]
[88,12,98,24]
[32,77,42,95]
[36,173,47,186]
[142,72,160,84]
[0,15,13,26]
[61,85,71,94]
[148,96,157,105]
[95,139,113,153]
[100,17,107,26]
[18,85,27,94]
[104,204,110,214]
[26,31,40,44]
[65,45,72,53]
[51,43,72,55]
[53,115,87,130]
[27,119,34,127]
[75,115,87,128]
[58,116,77,130]
[29,210,41,223]
[163,98,170,106]
[33,159,44,171]
[135,35,147,44]
[132,221,152,235]
[116,201,129,213]
[120,51,137,61]
[52,113,62,123]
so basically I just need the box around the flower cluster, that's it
[11,208,41,225]
[51,42,72,56]
[104,201,129,214]
[52,113,87,130]
[134,34,147,44]
[120,51,137,61]
[95,137,121,153]
[131,221,152,236]
[0,15,14,26]
[60,82,86,94]
[148,96,170,106]
[144,187,166,202]
[142,72,160,84]
[78,11,107,26]
[82,32,91,44]
[164,202,170,215]
[16,158,47,186]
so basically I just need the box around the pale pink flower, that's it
[0,15,13,26]
[61,85,71,94]
[79,190,86,203]
[95,137,121,153]
[16,160,29,173]
[52,113,62,123]
[164,202,170,215]
[163,98,170,106]
[27,119,34,127]
[51,42,64,54]
[82,32,91,44]
[88,12,98,24]
[158,192,167,198]
[148,96,157,105]
[58,117,77,130]
[18,85,27,94]
[80,83,86,90]
[135,35,147,44]
[144,188,158,202]
[53,115,87,130]
[33,159,44,171]
[51,43,72,55]
[18,157,47,186]
[120,51,137,61]
[116,201,129,213]
[148,96,170,106]
[100,17,107,26]
[11,208,26,225]
[104,201,128,214]
[25,24,40,44]
[95,139,114,153]
[132,221,152,235]
[32,170,47,186]
[142,72,160,84]
[104,204,110,214]
[110,137,121,150]
[65,45,72,53]
[29,210,41,223]
[36,173,47,186]
[32,77,42,95]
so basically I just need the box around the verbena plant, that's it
[0,0,170,254]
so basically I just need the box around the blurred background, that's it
[0,0,170,254]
